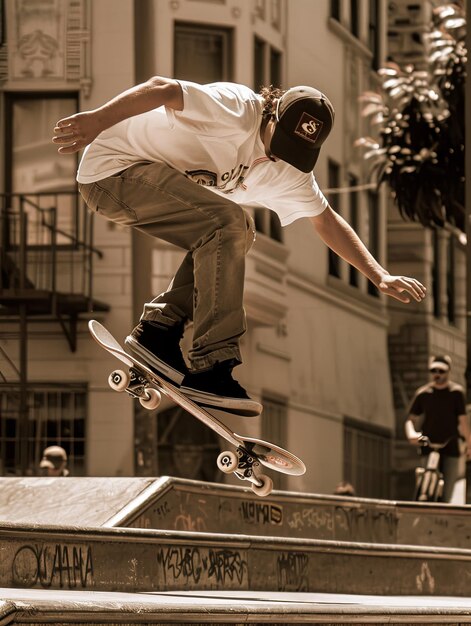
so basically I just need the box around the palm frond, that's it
[355,2,465,232]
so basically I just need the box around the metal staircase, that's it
[0,191,109,348]
[0,192,109,475]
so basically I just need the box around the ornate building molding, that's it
[1,0,92,96]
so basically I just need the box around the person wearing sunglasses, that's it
[405,355,470,503]
[52,77,426,415]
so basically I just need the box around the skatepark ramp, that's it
[1,476,469,548]
[2,477,471,623]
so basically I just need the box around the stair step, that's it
[2,588,471,625]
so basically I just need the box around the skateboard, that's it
[89,320,306,496]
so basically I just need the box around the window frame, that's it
[327,159,342,279]
[348,173,359,288]
[0,382,88,476]
[4,92,79,196]
[343,415,392,498]
[173,21,234,83]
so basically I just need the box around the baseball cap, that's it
[39,445,67,469]
[429,355,452,372]
[270,86,335,173]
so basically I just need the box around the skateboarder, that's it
[53,76,426,414]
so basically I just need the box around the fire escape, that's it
[0,191,109,473]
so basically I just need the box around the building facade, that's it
[0,0,465,500]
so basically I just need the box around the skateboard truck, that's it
[109,367,162,410]
[217,447,274,497]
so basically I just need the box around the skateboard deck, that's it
[89,320,306,496]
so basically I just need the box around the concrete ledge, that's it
[2,522,471,596]
[2,589,471,624]
[3,477,471,550]
[111,477,471,550]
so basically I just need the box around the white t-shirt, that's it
[77,80,328,226]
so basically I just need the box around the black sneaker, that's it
[125,320,188,385]
[181,360,262,417]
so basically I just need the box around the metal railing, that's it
[0,191,102,304]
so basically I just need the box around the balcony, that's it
[0,192,109,350]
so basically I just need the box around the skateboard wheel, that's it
[251,474,273,497]
[108,369,130,392]
[139,387,162,410]
[217,450,238,474]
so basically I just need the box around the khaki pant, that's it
[79,161,255,370]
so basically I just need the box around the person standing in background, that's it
[405,355,470,503]
[39,445,69,477]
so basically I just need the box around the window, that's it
[174,23,233,82]
[5,93,78,195]
[327,160,341,278]
[253,34,283,241]
[432,229,440,319]
[0,384,87,476]
[0,0,5,46]
[343,417,392,498]
[350,0,359,38]
[330,0,341,21]
[368,0,381,70]
[254,208,283,242]
[446,235,456,325]
[367,190,380,297]
[348,174,359,288]
[270,47,281,88]
[432,229,456,324]
[254,37,265,91]
[261,394,288,489]
[253,36,282,91]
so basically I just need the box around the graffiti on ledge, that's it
[12,543,93,588]
[157,546,248,586]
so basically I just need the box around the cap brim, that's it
[270,124,320,173]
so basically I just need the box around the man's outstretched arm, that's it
[310,206,427,303]
[52,76,184,154]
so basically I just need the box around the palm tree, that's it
[356,2,465,233]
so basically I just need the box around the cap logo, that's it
[295,113,323,144]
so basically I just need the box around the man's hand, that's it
[52,76,184,155]
[378,275,426,303]
[310,210,427,305]
[52,111,102,154]
[408,434,424,446]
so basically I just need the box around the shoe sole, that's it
[180,385,262,417]
[125,336,185,386]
